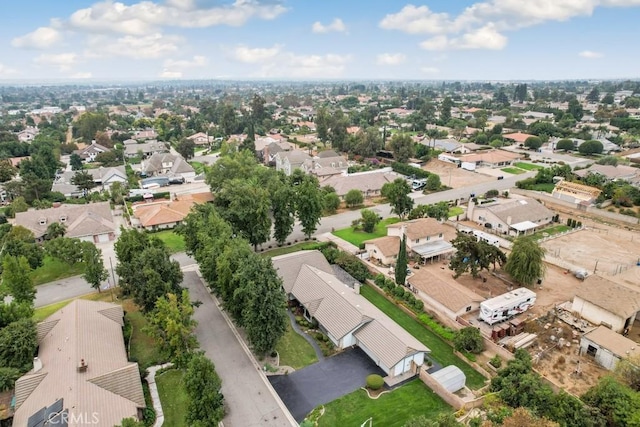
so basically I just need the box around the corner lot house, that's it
[273,251,429,381]
[467,196,553,236]
[12,300,145,426]
[580,326,640,370]
[571,275,640,334]
[15,202,116,242]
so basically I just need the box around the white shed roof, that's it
[430,365,466,393]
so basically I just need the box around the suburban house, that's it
[272,251,430,382]
[458,150,522,168]
[552,180,602,205]
[467,196,554,236]
[124,139,169,158]
[133,192,214,230]
[303,150,350,178]
[275,150,311,176]
[14,202,117,243]
[408,270,485,320]
[17,127,39,142]
[12,300,145,426]
[365,218,454,265]
[580,326,640,371]
[52,166,127,197]
[262,141,293,165]
[140,153,196,182]
[503,132,536,145]
[186,132,213,145]
[571,275,640,334]
[318,170,399,199]
[132,128,158,140]
[574,164,639,183]
[73,141,110,162]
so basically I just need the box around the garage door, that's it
[97,234,110,243]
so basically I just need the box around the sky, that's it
[2,0,640,82]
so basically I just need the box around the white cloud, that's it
[87,33,182,59]
[11,27,62,49]
[159,70,183,78]
[420,66,439,74]
[381,1,640,51]
[34,53,78,71]
[0,63,17,76]
[231,44,282,63]
[376,53,406,65]
[164,55,207,69]
[579,50,604,58]
[312,18,347,34]
[71,72,93,79]
[420,24,507,50]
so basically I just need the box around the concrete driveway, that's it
[268,347,386,422]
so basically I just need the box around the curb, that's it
[145,362,174,427]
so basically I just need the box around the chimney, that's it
[77,358,88,373]
[354,282,361,294]
[507,216,512,225]
[33,357,43,373]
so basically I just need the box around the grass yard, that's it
[315,379,452,427]
[31,256,86,286]
[189,161,205,174]
[33,290,119,321]
[500,167,526,175]
[332,217,401,247]
[448,206,464,217]
[261,241,329,258]
[276,322,318,370]
[123,299,166,369]
[152,230,186,254]
[157,369,189,427]
[361,286,486,389]
[530,224,572,240]
[514,162,544,171]
[531,183,556,193]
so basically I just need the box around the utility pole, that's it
[109,257,117,288]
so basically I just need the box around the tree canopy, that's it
[381,178,414,219]
[504,236,546,286]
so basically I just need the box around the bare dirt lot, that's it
[421,159,494,189]
[541,227,640,278]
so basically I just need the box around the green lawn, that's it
[530,224,572,240]
[157,369,189,427]
[125,300,166,369]
[189,161,205,174]
[500,167,526,175]
[315,379,452,427]
[261,242,329,258]
[448,206,464,217]
[361,286,486,389]
[514,162,544,171]
[531,183,556,193]
[152,230,186,254]
[332,217,401,247]
[31,256,86,286]
[33,290,119,322]
[276,322,318,370]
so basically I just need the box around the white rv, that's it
[479,288,536,325]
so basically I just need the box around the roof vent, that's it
[77,358,88,373]
[33,357,43,373]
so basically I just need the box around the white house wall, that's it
[357,340,391,376]
[580,338,619,370]
[572,297,626,333]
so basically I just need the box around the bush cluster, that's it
[417,313,456,341]
[391,162,430,179]
[366,374,384,390]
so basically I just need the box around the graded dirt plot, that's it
[421,159,494,189]
[541,228,640,277]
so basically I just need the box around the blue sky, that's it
[2,0,640,81]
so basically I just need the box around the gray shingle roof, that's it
[485,197,553,226]
[14,202,115,239]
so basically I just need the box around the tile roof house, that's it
[272,251,429,381]
[572,275,640,334]
[580,325,640,371]
[12,300,145,426]
[458,150,522,168]
[503,132,536,144]
[467,196,554,236]
[319,169,399,199]
[141,153,196,182]
[275,150,311,176]
[73,141,111,162]
[14,202,116,243]
[133,192,213,230]
[53,166,127,197]
[303,151,350,178]
[408,270,485,320]
[574,164,639,183]
[124,139,169,158]
[365,218,454,265]
[132,129,158,140]
[186,132,213,145]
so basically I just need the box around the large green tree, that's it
[360,209,380,233]
[0,318,37,371]
[146,290,198,367]
[504,236,546,286]
[184,353,225,426]
[83,244,108,291]
[388,134,415,163]
[2,256,34,305]
[270,182,296,246]
[70,153,83,170]
[296,175,323,239]
[381,178,414,219]
[72,170,96,197]
[449,232,506,278]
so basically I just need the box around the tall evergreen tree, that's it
[395,234,408,286]
[2,256,34,305]
[184,354,225,426]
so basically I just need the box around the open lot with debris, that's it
[421,159,494,189]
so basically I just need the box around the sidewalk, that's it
[146,363,174,427]
[317,232,360,254]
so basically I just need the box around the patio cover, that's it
[411,240,454,258]
[510,220,538,232]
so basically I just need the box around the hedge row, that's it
[391,162,430,179]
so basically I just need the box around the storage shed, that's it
[430,365,466,393]
[580,326,640,370]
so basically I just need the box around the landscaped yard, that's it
[500,167,526,175]
[152,230,186,253]
[189,161,205,174]
[314,379,452,427]
[31,256,86,286]
[361,285,486,389]
[514,162,544,171]
[530,224,572,240]
[276,322,318,370]
[332,217,400,247]
[157,369,189,427]
[531,183,556,193]
[261,241,329,258]
[123,299,166,369]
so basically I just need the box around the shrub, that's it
[453,327,485,354]
[485,189,500,198]
[334,252,371,282]
[392,286,406,299]
[366,374,384,390]
[345,189,364,208]
[489,355,502,369]
[578,139,604,155]
[556,139,575,151]
[417,313,456,341]
[374,273,386,288]
[391,162,430,179]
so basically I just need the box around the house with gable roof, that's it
[467,195,554,236]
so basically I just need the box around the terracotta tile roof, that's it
[133,192,213,228]
[13,300,144,427]
[503,132,536,144]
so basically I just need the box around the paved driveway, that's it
[268,347,386,422]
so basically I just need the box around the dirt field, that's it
[541,227,640,278]
[421,159,494,189]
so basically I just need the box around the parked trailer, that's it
[459,228,500,247]
[479,288,537,325]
